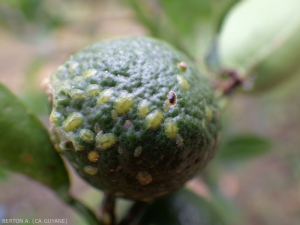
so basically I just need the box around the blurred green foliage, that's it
[0,0,64,38]
[137,189,227,225]
[216,134,271,162]
[126,0,241,62]
[0,83,70,198]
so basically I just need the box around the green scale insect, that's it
[46,36,221,201]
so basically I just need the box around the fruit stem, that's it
[101,193,116,225]
[211,69,245,96]
[118,201,148,225]
[65,195,103,225]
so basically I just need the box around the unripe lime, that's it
[47,36,221,201]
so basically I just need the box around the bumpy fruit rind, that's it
[47,36,221,201]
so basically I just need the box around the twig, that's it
[65,195,102,225]
[118,201,148,225]
[211,69,245,96]
[101,193,116,225]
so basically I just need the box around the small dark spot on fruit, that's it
[167,91,177,106]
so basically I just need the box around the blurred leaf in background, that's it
[216,134,271,162]
[19,57,50,116]
[0,0,64,39]
[137,188,228,225]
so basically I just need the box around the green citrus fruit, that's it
[47,36,221,201]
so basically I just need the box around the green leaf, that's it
[20,91,49,116]
[0,83,69,197]
[219,0,300,92]
[137,188,228,225]
[216,134,271,161]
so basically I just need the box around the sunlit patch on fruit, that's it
[138,100,150,118]
[55,65,66,75]
[177,75,189,91]
[84,166,98,175]
[68,62,79,72]
[205,106,213,122]
[96,133,117,151]
[83,69,97,78]
[175,134,184,148]
[114,93,135,115]
[136,171,152,185]
[164,118,178,140]
[62,112,84,132]
[97,89,114,105]
[86,84,101,97]
[134,146,143,157]
[145,110,164,131]
[177,61,187,71]
[88,151,99,162]
[79,129,95,143]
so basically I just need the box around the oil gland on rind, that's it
[84,166,98,175]
[86,84,101,97]
[97,89,114,105]
[88,151,99,162]
[178,61,187,71]
[96,133,117,151]
[138,100,150,118]
[177,75,189,91]
[175,134,184,148]
[164,118,178,140]
[136,171,152,185]
[69,89,86,100]
[62,112,84,132]
[145,110,164,131]
[114,93,134,115]
[79,129,95,143]
[134,146,143,157]
[83,69,97,78]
